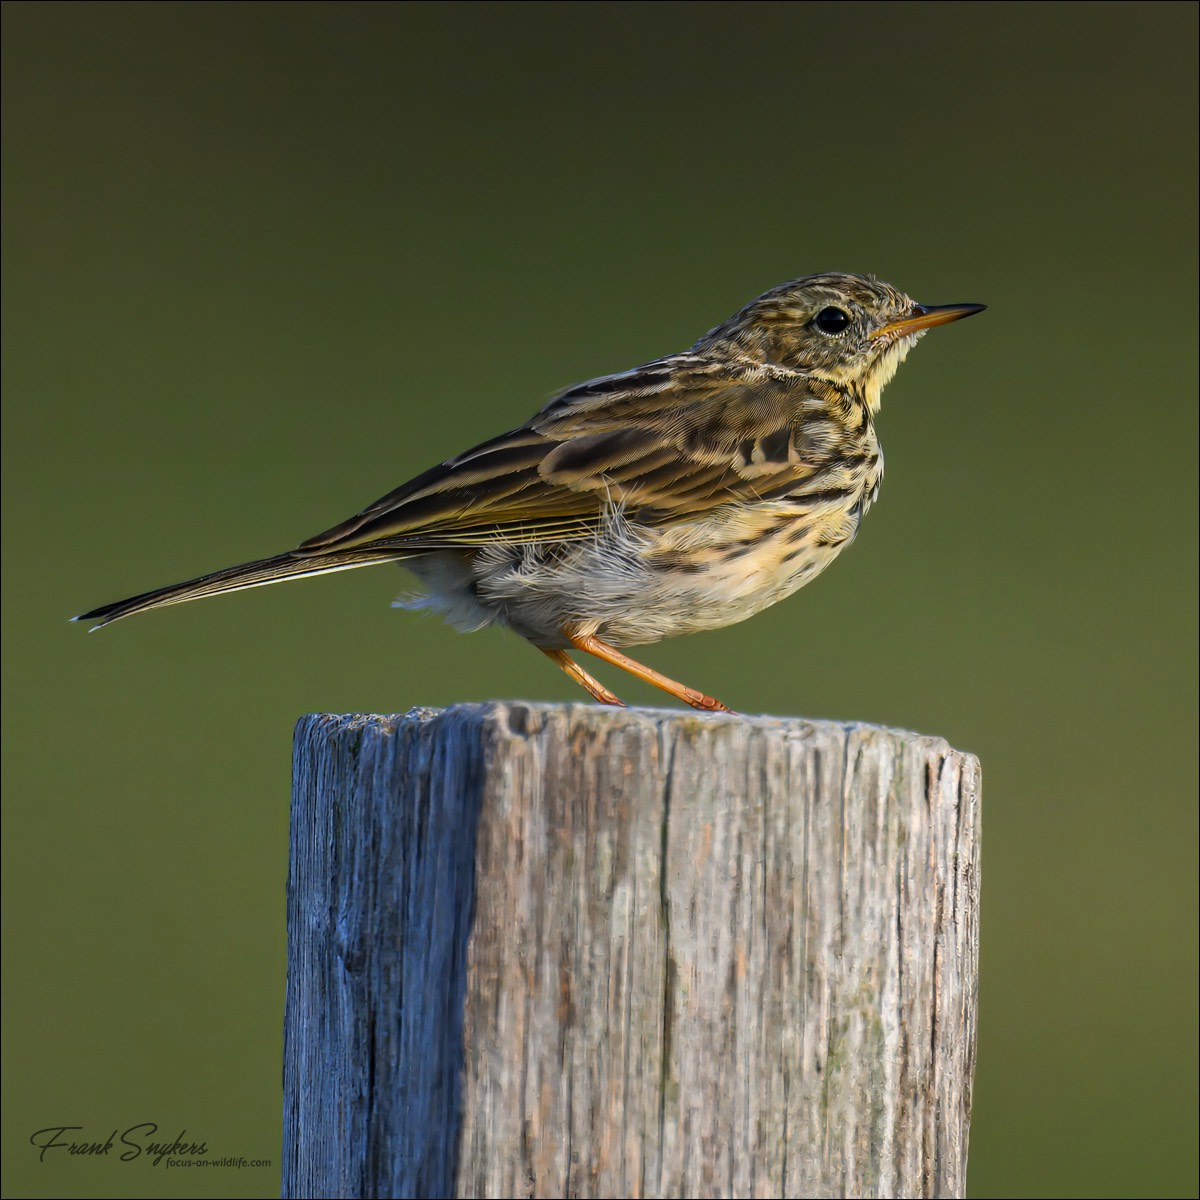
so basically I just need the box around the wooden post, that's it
[282,703,981,1199]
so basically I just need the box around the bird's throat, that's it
[862,334,919,414]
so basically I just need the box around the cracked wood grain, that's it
[282,703,980,1199]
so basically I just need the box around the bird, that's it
[75,273,984,712]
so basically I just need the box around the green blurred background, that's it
[3,3,1196,1196]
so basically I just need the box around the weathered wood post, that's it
[282,703,980,1199]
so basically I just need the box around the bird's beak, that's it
[871,303,987,339]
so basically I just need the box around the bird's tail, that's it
[73,547,411,629]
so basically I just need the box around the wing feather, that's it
[294,357,850,557]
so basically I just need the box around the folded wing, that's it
[295,356,841,557]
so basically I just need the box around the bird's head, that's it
[702,272,985,413]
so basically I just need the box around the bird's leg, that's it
[566,632,733,713]
[538,647,627,707]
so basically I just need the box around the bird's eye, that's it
[813,306,851,335]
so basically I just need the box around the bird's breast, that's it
[460,477,877,648]
[410,423,885,649]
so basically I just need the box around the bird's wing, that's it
[295,356,844,556]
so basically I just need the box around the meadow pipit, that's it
[76,273,984,711]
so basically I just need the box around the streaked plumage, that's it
[76,273,984,710]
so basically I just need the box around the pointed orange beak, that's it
[871,302,986,340]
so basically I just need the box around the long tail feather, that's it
[73,548,411,629]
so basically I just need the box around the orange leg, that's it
[538,647,627,707]
[567,632,733,713]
